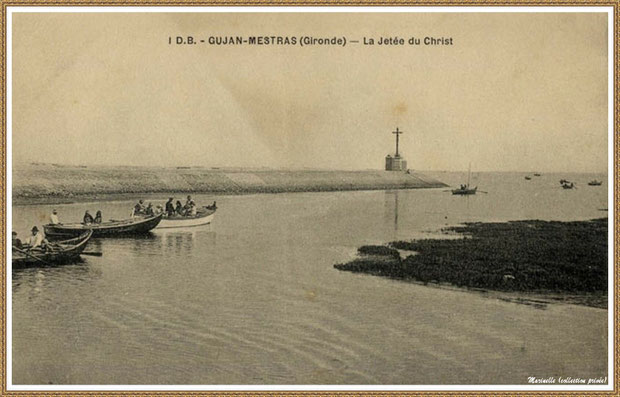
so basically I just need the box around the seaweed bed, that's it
[335,218,608,302]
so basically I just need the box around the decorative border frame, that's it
[0,1,617,395]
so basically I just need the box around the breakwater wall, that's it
[13,164,447,204]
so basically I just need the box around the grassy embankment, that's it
[335,218,608,307]
[13,163,447,205]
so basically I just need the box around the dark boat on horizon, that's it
[44,213,163,239]
[588,180,603,186]
[13,230,93,268]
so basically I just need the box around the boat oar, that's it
[13,246,52,266]
[477,190,489,194]
[81,251,103,257]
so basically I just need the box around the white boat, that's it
[155,207,216,230]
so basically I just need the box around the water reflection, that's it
[12,261,101,293]
[383,191,400,238]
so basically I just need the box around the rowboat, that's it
[452,186,478,195]
[562,182,575,189]
[155,208,216,231]
[13,230,92,268]
[44,213,163,239]
[588,180,602,186]
[452,163,478,195]
[524,176,532,180]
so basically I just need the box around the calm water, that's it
[11,172,609,385]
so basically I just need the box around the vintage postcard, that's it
[3,3,617,394]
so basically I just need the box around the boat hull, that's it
[13,230,93,268]
[43,214,163,239]
[155,210,216,230]
[451,187,477,195]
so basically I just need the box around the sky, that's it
[12,11,609,172]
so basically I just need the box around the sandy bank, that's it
[13,164,447,205]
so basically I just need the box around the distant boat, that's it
[524,176,532,180]
[561,182,575,189]
[44,214,163,239]
[13,230,93,268]
[534,173,541,177]
[588,180,603,186]
[452,164,477,195]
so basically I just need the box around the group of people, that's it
[12,226,49,251]
[50,208,103,226]
[131,196,216,218]
[13,195,214,251]
[83,210,103,224]
[12,209,64,251]
[132,200,157,217]
[165,195,197,217]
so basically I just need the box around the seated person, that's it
[26,226,49,249]
[145,203,155,216]
[12,231,22,249]
[50,209,61,225]
[185,195,195,210]
[165,198,175,217]
[175,201,185,216]
[83,210,94,224]
[94,210,103,224]
[134,199,146,215]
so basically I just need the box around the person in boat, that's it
[94,210,102,224]
[183,195,196,213]
[205,201,217,211]
[83,210,94,224]
[188,203,197,216]
[175,200,185,216]
[134,200,146,216]
[26,226,49,249]
[165,198,175,217]
[145,203,155,216]
[49,209,61,225]
[12,231,23,249]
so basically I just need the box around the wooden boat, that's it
[452,186,478,195]
[524,176,532,180]
[452,164,477,195]
[561,182,575,189]
[44,213,163,239]
[588,180,602,186]
[534,173,541,177]
[13,230,92,268]
[155,208,216,230]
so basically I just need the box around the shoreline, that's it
[12,164,447,206]
[335,218,608,308]
[12,185,447,206]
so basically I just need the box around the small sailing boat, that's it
[452,164,477,195]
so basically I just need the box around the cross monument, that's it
[393,127,403,157]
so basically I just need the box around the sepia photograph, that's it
[5,5,615,391]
